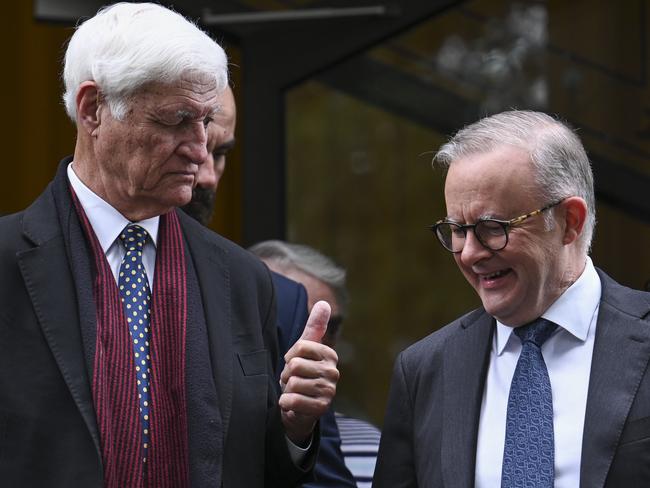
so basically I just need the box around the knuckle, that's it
[316,398,329,412]
[294,340,310,355]
[285,356,302,374]
[322,382,336,399]
[330,367,340,382]
[321,365,339,382]
[328,349,339,364]
[278,393,290,409]
[285,376,301,392]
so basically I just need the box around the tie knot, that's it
[119,224,149,251]
[514,318,557,347]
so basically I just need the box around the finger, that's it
[280,357,322,385]
[299,300,331,343]
[280,356,339,386]
[284,340,338,364]
[281,375,337,399]
[279,392,331,417]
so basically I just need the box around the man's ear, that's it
[561,196,588,245]
[76,81,103,136]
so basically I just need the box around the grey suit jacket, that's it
[374,269,650,488]
[0,160,313,487]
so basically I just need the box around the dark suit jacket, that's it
[374,269,650,488]
[0,160,314,487]
[271,273,357,488]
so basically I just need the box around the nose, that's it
[178,122,209,165]
[458,228,492,267]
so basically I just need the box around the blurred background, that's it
[7,0,650,426]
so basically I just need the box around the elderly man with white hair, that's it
[0,3,338,487]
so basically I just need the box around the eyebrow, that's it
[444,213,502,224]
[175,105,220,120]
[444,216,462,224]
[175,109,196,119]
[479,212,502,220]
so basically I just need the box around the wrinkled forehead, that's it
[126,70,220,97]
[133,76,222,111]
[177,70,220,92]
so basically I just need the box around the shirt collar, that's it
[67,162,159,252]
[494,257,601,355]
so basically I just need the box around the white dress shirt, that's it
[67,162,309,463]
[475,257,601,488]
[67,163,159,287]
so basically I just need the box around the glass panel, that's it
[286,81,480,422]
[286,0,650,424]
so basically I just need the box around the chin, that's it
[483,302,506,320]
[167,187,194,208]
[479,292,515,323]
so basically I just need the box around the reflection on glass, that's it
[285,0,650,424]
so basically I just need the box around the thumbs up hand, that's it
[279,301,340,445]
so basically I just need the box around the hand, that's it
[279,300,340,445]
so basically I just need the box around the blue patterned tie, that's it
[501,318,557,488]
[118,224,153,465]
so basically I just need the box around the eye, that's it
[451,227,465,238]
[203,116,213,128]
[479,220,504,236]
[157,115,182,126]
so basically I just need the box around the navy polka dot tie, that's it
[118,224,153,465]
[501,318,557,488]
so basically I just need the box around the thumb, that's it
[300,300,331,343]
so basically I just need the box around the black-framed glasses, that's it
[430,200,564,253]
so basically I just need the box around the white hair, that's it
[435,110,596,253]
[62,2,228,121]
[249,240,349,318]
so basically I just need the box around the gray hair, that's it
[62,2,228,121]
[249,240,349,318]
[435,110,595,253]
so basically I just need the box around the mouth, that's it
[172,171,196,179]
[478,268,512,288]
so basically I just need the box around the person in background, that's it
[180,84,236,227]
[0,3,339,487]
[181,87,356,487]
[373,110,650,487]
[250,240,382,488]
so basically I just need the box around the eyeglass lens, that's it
[436,220,508,252]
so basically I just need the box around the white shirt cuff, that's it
[286,435,312,466]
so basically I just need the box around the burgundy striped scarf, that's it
[72,193,189,488]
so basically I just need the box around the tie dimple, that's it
[501,318,558,488]
[118,224,153,465]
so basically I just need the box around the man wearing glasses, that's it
[374,110,650,487]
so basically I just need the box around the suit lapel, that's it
[17,187,101,454]
[179,215,234,444]
[580,271,650,488]
[441,311,494,488]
